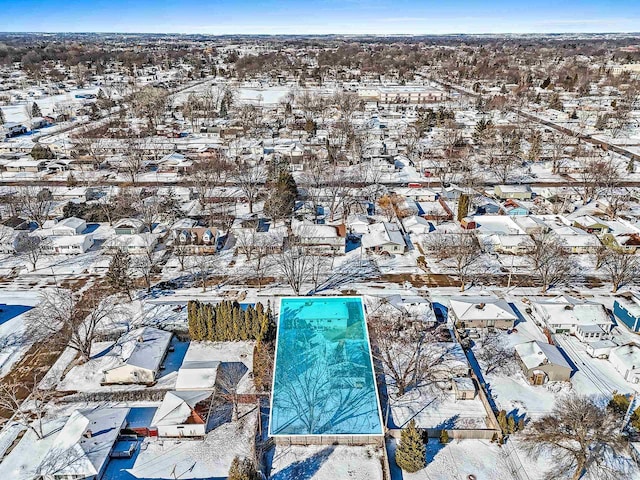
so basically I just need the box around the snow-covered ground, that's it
[388,388,489,430]
[387,437,534,480]
[0,290,43,378]
[269,444,384,480]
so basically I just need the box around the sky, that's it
[0,0,638,35]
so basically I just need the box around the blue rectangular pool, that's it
[269,297,384,437]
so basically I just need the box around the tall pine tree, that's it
[31,102,42,118]
[395,420,426,473]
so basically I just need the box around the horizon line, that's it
[0,31,639,36]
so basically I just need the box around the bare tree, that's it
[217,362,248,421]
[187,254,220,292]
[130,85,169,131]
[473,333,514,375]
[233,163,264,214]
[28,288,120,362]
[16,235,47,271]
[172,243,190,271]
[602,249,640,293]
[0,379,54,440]
[274,242,314,296]
[521,395,631,480]
[426,232,483,291]
[132,240,159,293]
[122,138,146,185]
[18,187,53,228]
[367,299,454,396]
[574,154,616,204]
[528,233,575,292]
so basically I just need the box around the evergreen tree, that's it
[395,420,426,473]
[0,108,5,125]
[264,171,297,221]
[549,93,563,111]
[457,194,470,222]
[107,249,134,299]
[507,415,516,434]
[227,456,259,480]
[31,102,42,118]
[497,410,508,433]
[439,429,449,444]
[31,143,54,160]
[66,172,78,188]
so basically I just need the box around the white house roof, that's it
[610,344,640,373]
[176,361,220,390]
[108,326,172,373]
[114,217,145,230]
[449,296,518,323]
[0,407,129,480]
[361,221,405,248]
[496,184,532,193]
[105,232,157,249]
[57,216,85,230]
[152,390,212,427]
[49,235,92,247]
[515,340,572,371]
[532,296,612,329]
[292,219,340,238]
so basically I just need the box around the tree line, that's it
[187,300,275,342]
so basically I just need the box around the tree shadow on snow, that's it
[270,445,335,480]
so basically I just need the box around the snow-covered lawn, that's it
[0,290,42,378]
[269,444,384,480]
[388,388,489,430]
[388,437,525,480]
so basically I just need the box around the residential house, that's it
[602,219,640,253]
[361,221,406,254]
[573,215,610,235]
[292,220,346,255]
[550,225,602,254]
[0,407,129,480]
[173,226,219,254]
[156,152,193,174]
[230,224,287,255]
[41,234,94,255]
[515,340,573,384]
[102,327,173,385]
[530,296,613,341]
[501,199,529,216]
[609,343,640,384]
[45,217,86,236]
[614,292,640,333]
[494,185,533,201]
[151,390,214,437]
[4,157,49,173]
[103,232,157,254]
[113,218,145,235]
[448,296,518,330]
[513,215,549,235]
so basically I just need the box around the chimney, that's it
[476,303,486,310]
[83,429,92,438]
[137,336,144,343]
